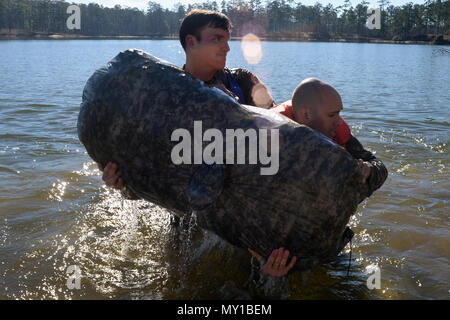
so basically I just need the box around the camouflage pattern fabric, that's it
[78,49,373,270]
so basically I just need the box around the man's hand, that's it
[97,162,124,189]
[357,159,372,183]
[248,247,297,278]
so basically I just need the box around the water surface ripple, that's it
[0,40,448,299]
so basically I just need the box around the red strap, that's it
[334,117,351,148]
[271,100,295,120]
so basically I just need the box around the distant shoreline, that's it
[1,32,449,46]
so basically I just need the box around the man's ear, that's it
[304,108,310,120]
[293,106,304,124]
[296,107,312,125]
[185,35,196,49]
[304,107,316,122]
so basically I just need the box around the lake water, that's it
[0,40,448,300]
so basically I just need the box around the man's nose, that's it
[337,116,343,126]
[224,41,230,52]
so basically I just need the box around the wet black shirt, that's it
[204,68,275,108]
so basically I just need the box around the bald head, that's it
[292,78,341,112]
[291,78,343,139]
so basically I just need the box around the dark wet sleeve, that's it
[120,186,140,200]
[346,135,388,197]
[232,68,275,108]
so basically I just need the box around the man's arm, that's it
[346,135,388,197]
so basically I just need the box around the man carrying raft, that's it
[97,9,388,280]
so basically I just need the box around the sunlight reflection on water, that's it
[0,40,448,299]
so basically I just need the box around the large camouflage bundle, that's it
[78,49,368,270]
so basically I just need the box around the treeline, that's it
[0,0,449,42]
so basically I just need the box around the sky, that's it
[73,0,426,12]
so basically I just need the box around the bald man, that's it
[282,78,388,197]
[292,78,344,141]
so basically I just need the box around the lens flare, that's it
[252,83,273,107]
[241,33,262,65]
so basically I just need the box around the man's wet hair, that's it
[179,9,232,51]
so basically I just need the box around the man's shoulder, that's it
[215,67,256,80]
[207,69,227,85]
[228,68,261,89]
[229,67,274,108]
[229,67,251,73]
[208,67,248,83]
[229,67,257,79]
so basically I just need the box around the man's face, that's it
[190,27,230,71]
[308,90,343,139]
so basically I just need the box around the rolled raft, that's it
[78,49,369,270]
